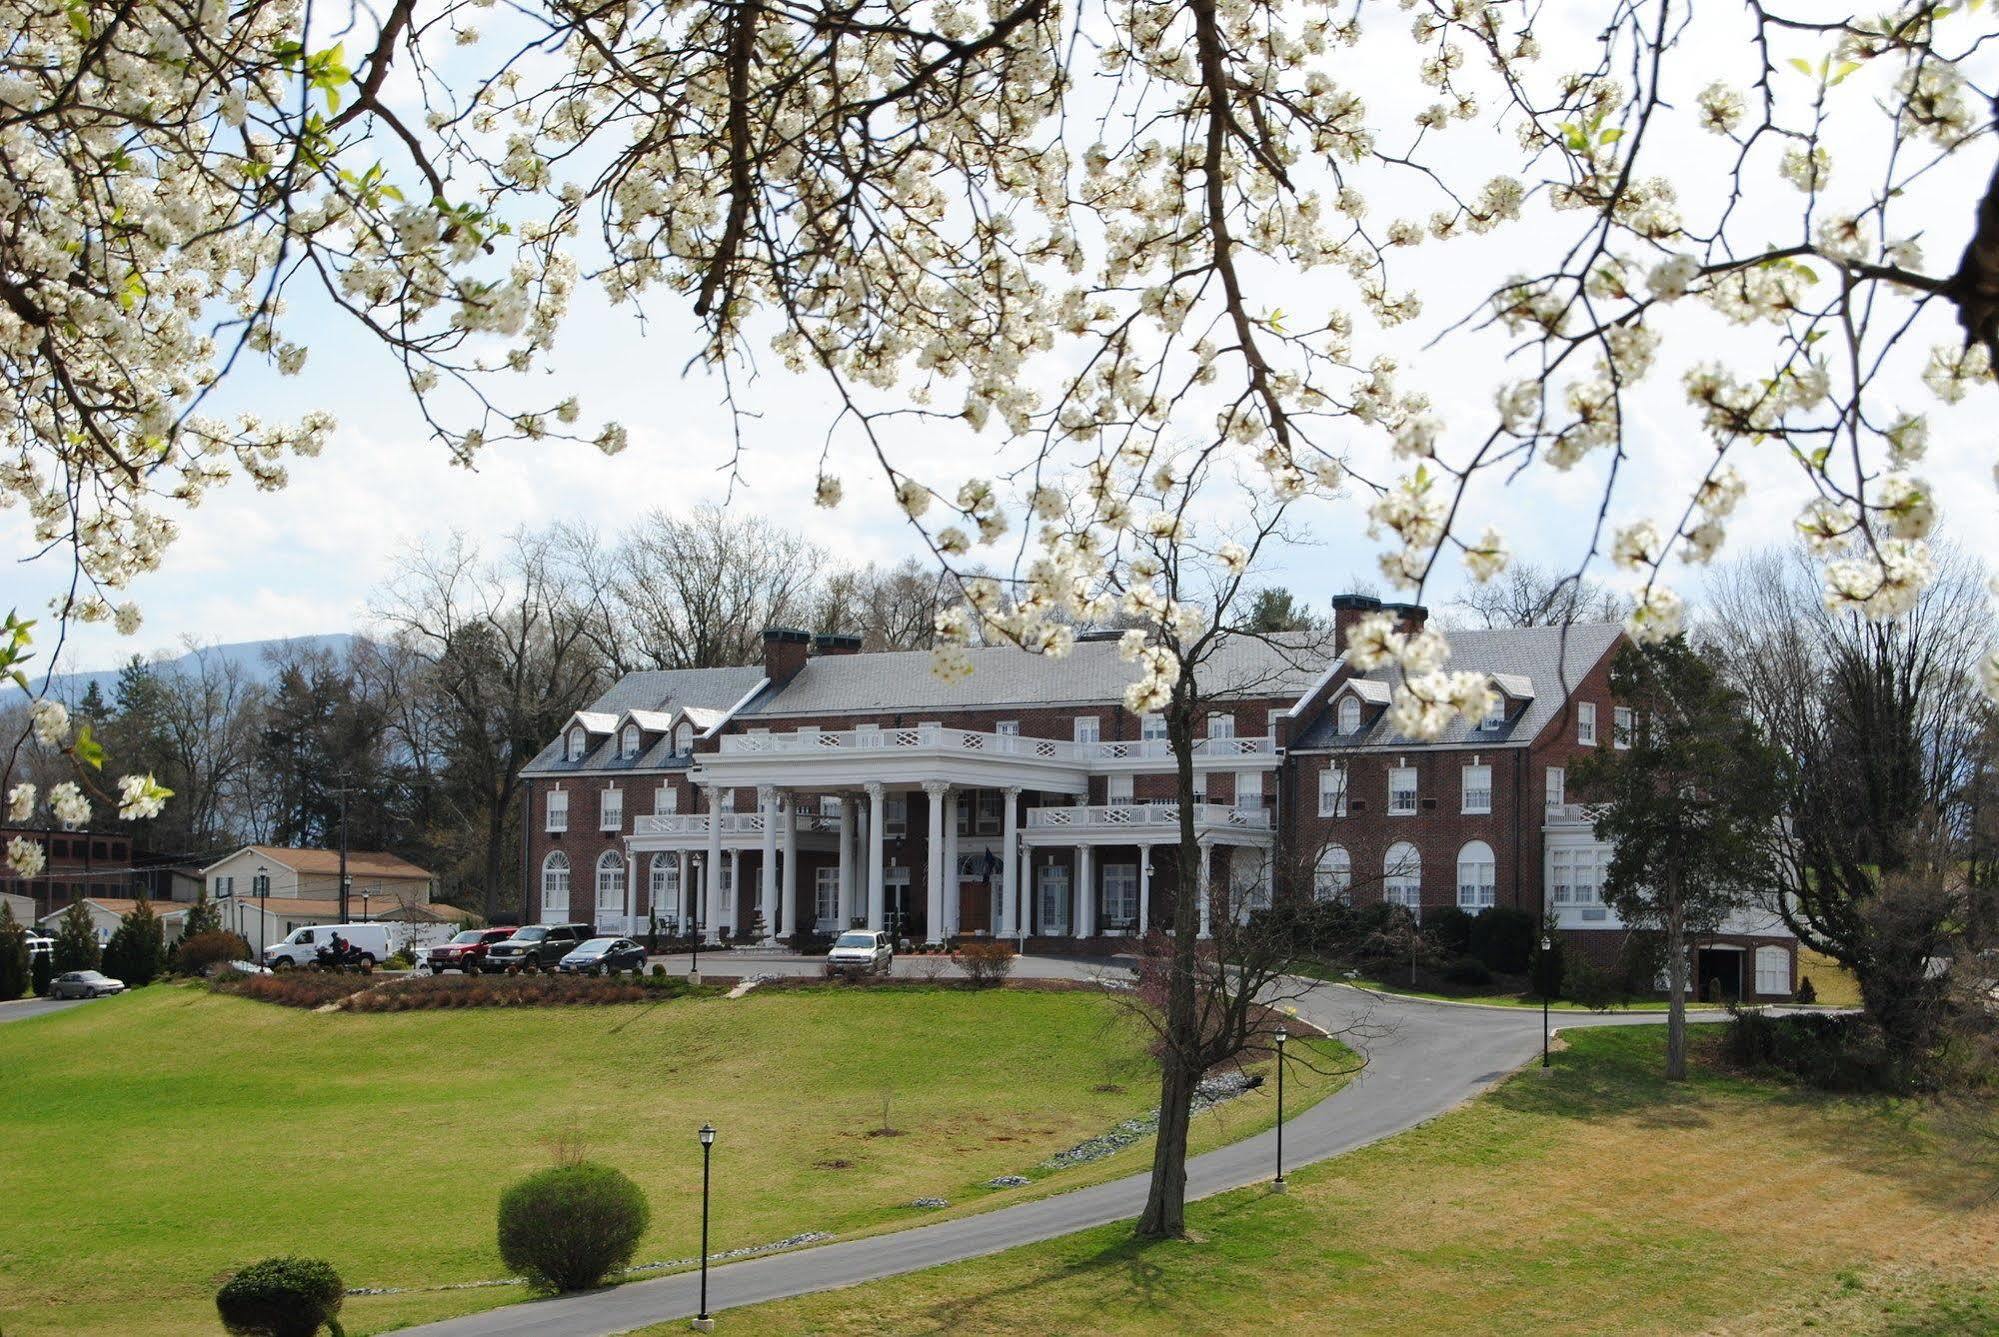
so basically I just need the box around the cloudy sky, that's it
[5,3,1994,679]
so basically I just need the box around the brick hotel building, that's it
[519,595,1798,1002]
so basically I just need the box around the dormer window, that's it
[674,721,695,754]
[621,723,641,759]
[1338,696,1362,735]
[1481,697,1506,731]
[567,727,586,761]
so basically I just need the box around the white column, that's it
[1198,842,1213,939]
[943,791,962,939]
[758,785,779,944]
[836,796,855,930]
[865,782,886,931]
[726,849,740,935]
[1075,843,1094,939]
[705,786,725,944]
[923,781,947,944]
[1138,845,1152,935]
[625,851,638,936]
[1002,788,1021,943]
[677,851,690,933]
[781,793,798,939]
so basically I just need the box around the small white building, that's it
[36,898,191,946]
[201,845,437,920]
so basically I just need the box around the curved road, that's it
[404,980,1726,1337]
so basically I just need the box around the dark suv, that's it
[427,927,521,975]
[482,923,592,973]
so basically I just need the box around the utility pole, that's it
[338,783,351,924]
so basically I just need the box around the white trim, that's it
[703,678,773,740]
[1285,653,1349,719]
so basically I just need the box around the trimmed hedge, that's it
[497,1162,650,1292]
[215,1256,344,1336]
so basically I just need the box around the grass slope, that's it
[0,983,1346,1336]
[721,1027,1999,1337]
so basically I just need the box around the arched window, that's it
[650,855,680,927]
[541,851,570,915]
[1314,846,1352,902]
[596,850,625,917]
[567,726,586,761]
[674,721,695,754]
[1754,946,1791,996]
[1384,842,1421,918]
[1456,840,1496,911]
[621,723,641,759]
[1338,695,1362,735]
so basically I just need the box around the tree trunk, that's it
[1665,884,1687,1082]
[1136,684,1203,1240]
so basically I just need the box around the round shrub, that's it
[215,1256,345,1337]
[1442,955,1493,987]
[497,1161,651,1292]
[176,929,254,977]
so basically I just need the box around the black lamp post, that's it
[255,865,269,963]
[1273,1024,1288,1192]
[694,1123,716,1331]
[1541,934,1553,1068]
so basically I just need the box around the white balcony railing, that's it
[1544,802,1598,825]
[1090,736,1276,762]
[630,811,842,837]
[1025,802,1272,831]
[718,724,1085,761]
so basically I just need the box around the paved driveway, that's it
[402,977,1728,1337]
[0,996,89,1024]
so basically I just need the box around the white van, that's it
[263,923,398,969]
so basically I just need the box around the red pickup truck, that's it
[426,927,520,975]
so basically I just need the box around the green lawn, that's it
[0,982,1347,1336]
[717,1027,1999,1337]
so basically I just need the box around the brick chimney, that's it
[812,633,863,657]
[762,627,812,683]
[1384,601,1429,636]
[1330,594,1384,655]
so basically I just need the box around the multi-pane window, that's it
[541,852,569,911]
[1208,712,1235,740]
[1456,840,1496,911]
[1108,774,1134,804]
[1073,716,1100,745]
[1318,765,1347,817]
[654,785,678,815]
[1236,771,1262,811]
[621,724,640,759]
[1314,846,1352,902]
[1550,846,1609,920]
[814,866,840,927]
[821,795,843,818]
[885,797,908,836]
[1384,843,1422,919]
[1389,766,1418,815]
[1754,946,1791,996]
[1578,702,1597,745]
[595,851,625,915]
[1142,713,1168,742]
[650,856,679,925]
[600,787,623,831]
[977,791,1003,833]
[568,727,586,761]
[1545,766,1566,810]
[996,720,1020,736]
[1462,764,1492,814]
[720,788,737,813]
[1482,696,1507,731]
[674,722,695,753]
[1102,864,1139,927]
[1613,706,1634,748]
[546,789,569,833]
[1338,696,1362,735]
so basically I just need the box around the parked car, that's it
[24,933,52,963]
[263,923,398,971]
[426,927,521,975]
[556,938,648,975]
[49,970,125,999]
[825,930,893,978]
[482,923,592,972]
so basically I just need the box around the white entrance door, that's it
[1037,864,1071,936]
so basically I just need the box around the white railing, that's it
[718,723,1087,762]
[630,811,842,837]
[1090,736,1277,762]
[1025,802,1273,831]
[1544,803,1598,825]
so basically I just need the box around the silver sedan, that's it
[48,970,126,999]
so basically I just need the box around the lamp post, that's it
[1273,1025,1288,1193]
[694,1123,716,1332]
[1540,934,1553,1068]
[255,865,269,964]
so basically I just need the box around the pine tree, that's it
[51,898,101,973]
[103,898,165,987]
[0,902,30,1001]
[180,889,221,939]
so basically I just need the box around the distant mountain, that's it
[17,634,361,703]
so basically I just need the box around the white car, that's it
[825,930,893,977]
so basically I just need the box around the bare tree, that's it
[1449,563,1625,630]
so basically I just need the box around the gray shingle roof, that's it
[1295,622,1624,752]
[521,667,768,775]
[740,631,1332,718]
